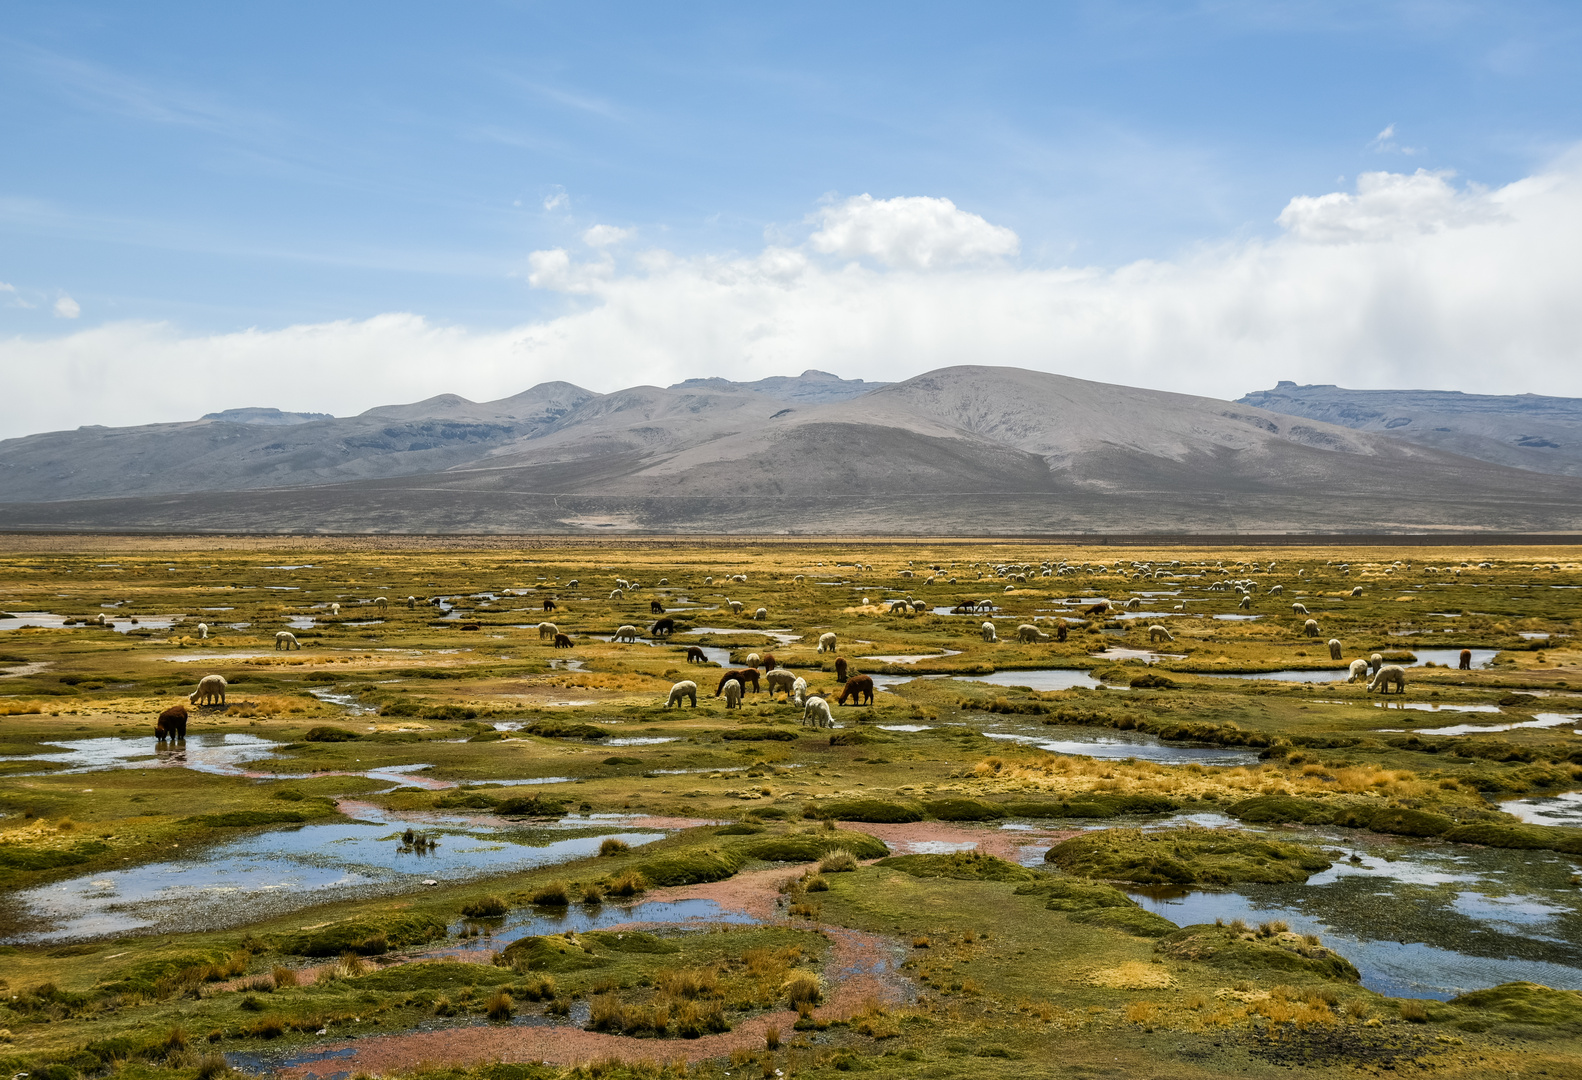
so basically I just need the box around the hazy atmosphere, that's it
[4,2,1582,438]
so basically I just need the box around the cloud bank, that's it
[4,168,1582,440]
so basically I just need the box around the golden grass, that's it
[1088,961,1176,990]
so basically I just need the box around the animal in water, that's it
[722,679,743,709]
[717,668,760,695]
[650,617,676,637]
[803,695,833,728]
[666,680,698,708]
[1291,602,1309,615]
[1148,624,1174,643]
[189,674,227,706]
[554,633,573,648]
[765,669,797,700]
[685,646,707,663]
[375,596,388,613]
[275,631,300,650]
[1348,659,1370,682]
[543,598,558,612]
[1303,619,1321,638]
[538,621,558,640]
[761,653,778,671]
[1369,652,1384,675]
[1017,623,1049,643]
[1328,638,1343,660]
[1460,649,1473,670]
[614,624,639,642]
[154,704,188,743]
[1368,665,1407,694]
[818,632,838,653]
[837,675,875,706]
[651,599,664,614]
[834,656,850,683]
[754,607,768,620]
[196,622,208,639]
[981,621,998,643]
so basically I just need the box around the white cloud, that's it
[808,194,1020,269]
[6,159,1582,440]
[583,224,634,247]
[0,282,15,293]
[542,191,568,211]
[53,295,80,319]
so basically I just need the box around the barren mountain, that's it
[2,366,1580,534]
[1239,381,1582,477]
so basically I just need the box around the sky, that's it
[2,1,1581,438]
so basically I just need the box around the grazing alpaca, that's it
[614,625,639,642]
[1348,658,1369,682]
[728,600,744,615]
[1123,598,1141,610]
[1017,624,1049,643]
[837,675,875,706]
[610,589,624,600]
[650,617,676,637]
[407,596,417,609]
[1459,648,1472,670]
[1328,638,1343,660]
[834,657,849,683]
[1369,652,1384,675]
[1238,595,1251,610]
[1351,586,1363,597]
[1291,602,1309,615]
[722,679,743,709]
[189,674,227,706]
[765,669,797,700]
[981,621,997,643]
[1368,665,1407,694]
[1085,601,1110,616]
[754,607,768,620]
[1270,585,1283,595]
[1056,619,1069,643]
[543,598,558,612]
[666,680,698,708]
[685,646,707,663]
[818,632,837,653]
[1148,625,1173,643]
[1303,619,1320,638]
[651,599,664,614]
[554,633,573,648]
[154,704,188,743]
[538,621,558,640]
[716,668,760,695]
[196,622,208,639]
[275,631,300,650]
[375,597,388,613]
[803,695,833,728]
[761,653,777,672]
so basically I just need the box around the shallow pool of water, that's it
[1369,702,1501,713]
[0,611,178,634]
[0,733,281,777]
[1090,647,1186,664]
[683,627,803,647]
[1503,792,1582,827]
[1378,712,1580,736]
[956,669,1106,691]
[980,724,1258,766]
[861,651,962,663]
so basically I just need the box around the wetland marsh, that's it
[3,537,1582,1079]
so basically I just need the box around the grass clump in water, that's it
[634,847,745,886]
[810,798,921,823]
[1155,923,1361,981]
[302,726,358,742]
[1046,826,1332,886]
[742,829,888,862]
[460,895,508,918]
[598,836,631,855]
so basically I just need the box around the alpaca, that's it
[837,675,875,706]
[981,622,998,643]
[154,704,188,743]
[1148,625,1173,642]
[1351,586,1363,597]
[717,669,760,695]
[650,617,676,637]
[329,603,340,616]
[666,680,698,708]
[614,624,639,642]
[1459,648,1472,670]
[1303,619,1320,638]
[728,600,744,615]
[834,657,849,683]
[1291,602,1309,615]
[1328,638,1343,660]
[1017,624,1049,643]
[745,653,761,668]
[189,674,227,706]
[1348,659,1369,682]
[375,597,388,613]
[765,669,797,700]
[1369,652,1384,675]
[1269,585,1283,595]
[818,632,837,654]
[554,633,573,648]
[1238,594,1251,610]
[722,679,743,709]
[761,653,777,672]
[685,646,707,663]
[610,589,624,600]
[1368,665,1407,694]
[803,695,833,728]
[407,596,417,609]
[651,599,665,614]
[792,676,809,707]
[1085,601,1110,616]
[538,621,558,640]
[275,631,300,650]
[196,622,208,639]
[543,598,558,612]
[754,607,768,621]
[1055,619,1069,643]
[1123,598,1141,610]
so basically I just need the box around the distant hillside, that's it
[200,408,334,425]
[3,365,1581,534]
[1239,382,1582,477]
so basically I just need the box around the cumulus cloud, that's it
[808,194,1019,269]
[53,295,80,318]
[583,223,634,247]
[6,162,1582,441]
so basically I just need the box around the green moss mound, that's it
[581,930,678,954]
[1230,795,1338,825]
[494,795,567,817]
[876,851,1033,881]
[498,933,612,972]
[185,809,311,828]
[1001,793,1176,819]
[359,961,515,991]
[280,913,447,957]
[303,725,359,742]
[1015,877,1136,912]
[635,847,745,886]
[1046,827,1332,886]
[1156,924,1361,982]
[923,797,1007,821]
[742,830,889,862]
[828,730,887,746]
[1441,822,1553,849]
[715,823,765,835]
[721,728,797,741]
[524,720,609,740]
[0,841,107,871]
[1368,807,1453,837]
[1129,673,1177,690]
[1069,905,1179,937]
[1450,982,1582,1026]
[813,798,922,823]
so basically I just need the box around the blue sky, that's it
[3,1,1582,433]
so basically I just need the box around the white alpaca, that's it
[1269,585,1283,595]
[1369,653,1384,675]
[375,596,388,613]
[1303,619,1320,638]
[1368,665,1407,694]
[1017,624,1049,643]
[792,676,809,707]
[803,695,833,728]
[189,674,227,705]
[745,653,761,667]
[407,596,417,609]
[1238,595,1251,610]
[1328,638,1343,660]
[538,621,558,640]
[1123,598,1141,610]
[196,622,208,639]
[1291,602,1309,615]
[1351,586,1363,597]
[982,621,998,642]
[614,624,639,642]
[666,680,698,708]
[728,600,744,615]
[722,679,743,709]
[275,631,300,650]
[1148,624,1173,643]
[329,603,340,616]
[1347,659,1369,682]
[610,589,624,600]
[818,632,837,653]
[754,607,768,621]
[765,669,797,700]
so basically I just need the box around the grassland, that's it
[2,536,1581,1079]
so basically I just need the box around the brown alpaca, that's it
[685,646,707,663]
[836,675,875,706]
[834,656,849,682]
[155,704,188,743]
[543,598,557,612]
[716,668,760,695]
[1056,619,1069,642]
[553,633,573,648]
[761,653,777,672]
[650,617,676,637]
[1459,648,1472,670]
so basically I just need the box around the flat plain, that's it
[3,535,1582,1080]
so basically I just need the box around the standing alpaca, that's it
[651,599,665,614]
[761,653,777,671]
[716,669,760,695]
[189,674,227,705]
[1055,619,1069,642]
[765,669,797,701]
[745,653,761,668]
[1351,586,1363,597]
[543,598,558,612]
[196,622,208,640]
[666,680,698,708]
[981,622,997,643]
[834,657,849,683]
[722,679,743,709]
[1368,665,1407,694]
[818,632,837,653]
[1347,659,1369,682]
[837,675,875,706]
[685,646,707,663]
[1369,652,1384,675]
[275,631,300,650]
[154,704,188,743]
[1239,595,1251,610]
[375,597,388,613]
[553,633,573,648]
[1017,624,1049,643]
[1328,639,1343,660]
[728,600,745,615]
[1303,619,1321,638]
[538,621,558,640]
[407,596,417,609]
[792,676,809,707]
[614,625,639,642]
[1459,648,1472,670]
[650,617,676,637]
[330,603,340,616]
[1291,602,1309,615]
[1148,625,1174,643]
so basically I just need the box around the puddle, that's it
[1378,712,1580,736]
[958,669,1105,691]
[605,737,677,746]
[0,611,178,634]
[876,724,932,732]
[1090,648,1186,664]
[1212,614,1262,621]
[683,627,803,647]
[308,688,376,715]
[981,725,1258,766]
[1520,632,1552,640]
[1,733,281,777]
[286,616,317,629]
[1369,702,1501,713]
[5,825,666,943]
[1503,792,1582,827]
[860,651,961,663]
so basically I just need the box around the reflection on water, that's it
[981,724,1258,767]
[1380,712,1580,736]
[1503,791,1582,826]
[1,733,279,777]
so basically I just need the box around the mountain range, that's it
[2,366,1580,534]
